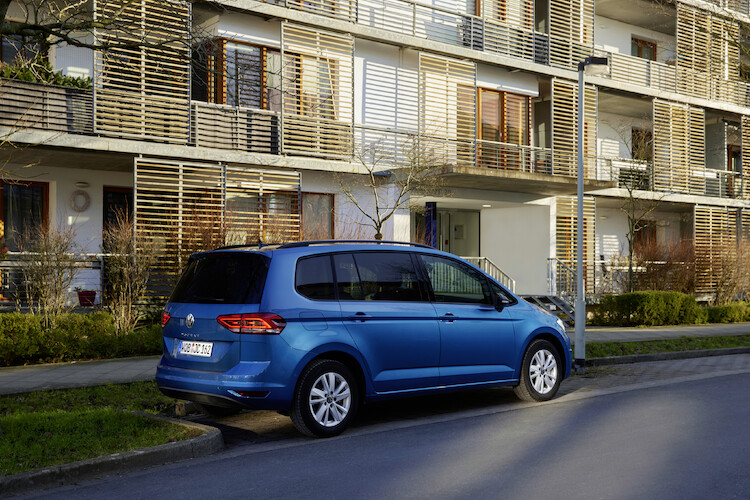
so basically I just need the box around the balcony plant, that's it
[0,57,92,89]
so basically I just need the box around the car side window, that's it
[333,253,363,301]
[420,255,491,305]
[351,252,423,302]
[295,255,335,300]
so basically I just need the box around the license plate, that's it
[179,340,213,357]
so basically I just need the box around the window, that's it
[333,253,363,300]
[302,193,334,240]
[170,253,269,304]
[478,88,531,168]
[103,187,133,229]
[0,181,48,251]
[420,254,490,304]
[194,39,281,111]
[634,220,657,255]
[285,54,337,119]
[1,34,45,65]
[296,255,335,300]
[631,37,656,61]
[351,252,423,302]
[631,128,653,162]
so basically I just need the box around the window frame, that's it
[199,38,281,111]
[631,37,657,61]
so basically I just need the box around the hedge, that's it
[592,291,705,327]
[706,302,750,324]
[0,312,161,367]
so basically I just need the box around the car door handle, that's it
[439,313,456,323]
[347,312,372,322]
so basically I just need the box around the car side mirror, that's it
[494,293,508,312]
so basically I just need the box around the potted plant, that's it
[75,287,97,307]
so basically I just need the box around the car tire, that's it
[200,404,241,418]
[513,339,562,402]
[291,359,359,438]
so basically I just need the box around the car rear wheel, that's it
[291,359,359,438]
[513,339,561,402]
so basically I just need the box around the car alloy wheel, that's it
[308,372,352,427]
[528,348,558,395]
[514,339,562,402]
[291,359,359,437]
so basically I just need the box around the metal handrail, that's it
[463,256,516,293]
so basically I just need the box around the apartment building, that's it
[1,0,749,305]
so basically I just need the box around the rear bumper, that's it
[155,358,294,410]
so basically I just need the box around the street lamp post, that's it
[575,56,608,374]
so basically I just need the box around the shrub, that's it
[0,57,92,88]
[592,291,702,327]
[706,302,750,323]
[0,312,161,366]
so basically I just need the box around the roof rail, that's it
[278,240,434,249]
[213,242,283,251]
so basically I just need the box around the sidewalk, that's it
[0,323,748,396]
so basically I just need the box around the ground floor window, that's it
[1,181,48,251]
[103,186,133,228]
[302,193,334,240]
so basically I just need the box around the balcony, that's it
[190,102,279,154]
[0,78,745,200]
[598,157,743,200]
[596,48,750,109]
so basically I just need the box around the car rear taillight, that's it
[161,311,171,328]
[216,313,286,334]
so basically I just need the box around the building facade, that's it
[1,0,749,304]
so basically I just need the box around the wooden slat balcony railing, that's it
[595,49,750,109]
[0,79,93,134]
[190,101,280,154]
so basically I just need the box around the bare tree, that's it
[102,211,157,333]
[1,0,190,52]
[336,133,446,240]
[17,222,78,327]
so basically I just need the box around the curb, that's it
[0,414,223,498]
[586,346,750,367]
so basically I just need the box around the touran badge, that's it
[186,314,195,328]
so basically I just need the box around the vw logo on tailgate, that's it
[186,313,195,328]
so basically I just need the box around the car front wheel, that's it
[291,359,359,438]
[513,339,562,402]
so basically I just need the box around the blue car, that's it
[156,241,572,437]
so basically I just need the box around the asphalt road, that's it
[24,369,750,500]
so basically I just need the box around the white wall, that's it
[53,43,94,79]
[301,170,409,241]
[598,111,652,159]
[5,163,132,302]
[595,15,676,64]
[480,203,552,295]
[476,63,539,97]
[218,13,280,48]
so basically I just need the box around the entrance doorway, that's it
[437,209,480,257]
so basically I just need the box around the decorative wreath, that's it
[70,190,91,212]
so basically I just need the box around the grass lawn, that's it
[0,382,200,476]
[587,334,750,358]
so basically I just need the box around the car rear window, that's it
[170,253,269,304]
